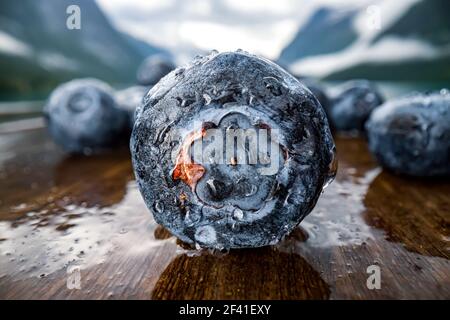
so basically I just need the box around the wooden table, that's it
[0,126,449,299]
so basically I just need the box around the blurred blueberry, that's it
[44,78,129,154]
[115,85,149,129]
[136,54,176,86]
[329,80,384,133]
[366,90,450,177]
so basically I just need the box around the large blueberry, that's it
[115,86,149,129]
[136,54,176,86]
[301,79,332,123]
[366,90,450,177]
[131,50,336,249]
[44,78,129,154]
[329,80,384,132]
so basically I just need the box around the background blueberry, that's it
[115,86,149,129]
[329,80,384,133]
[44,78,129,154]
[136,54,176,86]
[366,90,450,177]
[131,50,336,249]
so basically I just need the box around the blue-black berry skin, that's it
[44,78,129,154]
[301,79,332,124]
[366,90,450,177]
[330,80,384,132]
[130,51,336,249]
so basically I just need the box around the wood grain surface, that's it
[0,127,449,299]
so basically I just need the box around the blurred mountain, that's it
[278,7,358,65]
[373,0,450,46]
[282,0,450,82]
[0,0,167,99]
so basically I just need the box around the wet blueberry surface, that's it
[0,127,449,299]
[298,78,331,122]
[131,51,336,249]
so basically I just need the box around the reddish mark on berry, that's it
[172,124,212,190]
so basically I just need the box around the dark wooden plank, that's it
[0,127,448,299]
